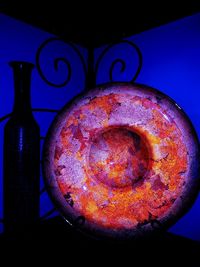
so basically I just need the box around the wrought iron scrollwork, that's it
[95,40,142,83]
[40,187,46,195]
[36,37,87,88]
[40,207,57,221]
[32,108,59,113]
[0,39,143,223]
[0,113,12,123]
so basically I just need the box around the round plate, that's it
[43,83,200,239]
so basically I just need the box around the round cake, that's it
[43,83,200,239]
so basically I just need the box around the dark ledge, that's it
[1,2,200,47]
[0,216,199,264]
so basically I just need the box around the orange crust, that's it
[54,93,187,230]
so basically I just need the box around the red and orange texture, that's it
[44,84,199,238]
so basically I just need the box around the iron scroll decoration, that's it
[37,38,200,239]
[35,37,88,88]
[95,40,142,83]
[35,37,143,87]
[0,37,143,222]
[35,37,143,220]
[1,37,199,238]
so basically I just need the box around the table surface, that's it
[0,216,199,265]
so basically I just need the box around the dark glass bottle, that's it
[3,61,40,237]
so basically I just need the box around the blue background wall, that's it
[1,12,200,242]
[0,14,87,233]
[95,13,200,241]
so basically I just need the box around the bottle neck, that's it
[10,61,34,116]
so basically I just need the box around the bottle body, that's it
[3,61,40,236]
